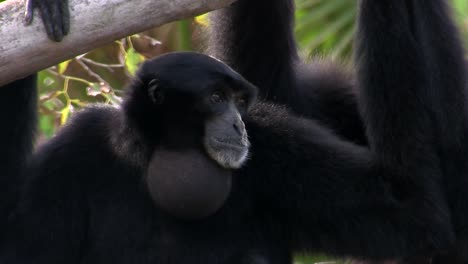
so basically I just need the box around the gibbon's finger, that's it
[38,1,64,42]
[59,0,70,37]
[24,0,35,25]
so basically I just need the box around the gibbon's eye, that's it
[210,91,224,104]
[237,97,247,107]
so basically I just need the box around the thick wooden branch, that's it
[0,0,235,86]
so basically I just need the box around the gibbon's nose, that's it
[233,118,245,136]
[233,123,241,135]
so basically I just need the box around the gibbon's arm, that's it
[396,0,468,262]
[241,0,455,260]
[0,108,113,264]
[359,2,468,259]
[208,0,367,145]
[243,102,451,260]
[25,0,70,42]
[208,0,299,106]
[411,0,468,239]
[0,76,37,237]
[0,0,68,224]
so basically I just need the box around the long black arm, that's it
[209,0,299,106]
[0,0,69,230]
[0,76,37,236]
[402,1,468,263]
[360,1,468,262]
[242,0,459,260]
[212,0,467,261]
[244,102,451,260]
[208,0,367,144]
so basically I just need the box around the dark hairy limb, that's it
[358,1,468,262]
[25,0,70,42]
[0,76,37,235]
[208,0,367,145]
[244,103,451,260]
[404,0,468,263]
[356,0,468,262]
[208,0,299,107]
[212,0,458,261]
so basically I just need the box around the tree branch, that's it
[0,0,235,86]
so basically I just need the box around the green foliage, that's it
[125,47,145,76]
[295,0,356,60]
[294,0,468,60]
[34,0,468,139]
[452,0,468,50]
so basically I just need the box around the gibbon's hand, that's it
[25,0,70,42]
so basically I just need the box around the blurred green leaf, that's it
[177,19,193,51]
[125,48,145,76]
[453,0,468,13]
[295,0,356,59]
[60,106,70,125]
[452,0,468,50]
[39,115,55,138]
[58,60,72,74]
[195,14,209,26]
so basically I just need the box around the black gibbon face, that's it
[129,52,257,219]
[201,84,251,169]
[140,52,257,169]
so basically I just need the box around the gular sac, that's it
[146,149,233,219]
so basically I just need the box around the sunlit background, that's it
[33,0,468,143]
[4,1,468,263]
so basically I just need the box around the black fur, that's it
[209,0,366,145]
[1,0,466,262]
[0,0,66,229]
[0,0,70,233]
[0,48,454,264]
[0,75,37,235]
[210,0,468,261]
[25,0,70,42]
[402,1,468,263]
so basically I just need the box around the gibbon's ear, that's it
[148,79,164,104]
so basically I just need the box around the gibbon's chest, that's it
[81,166,267,264]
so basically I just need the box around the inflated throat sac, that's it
[146,149,232,219]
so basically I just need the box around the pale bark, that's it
[0,0,235,86]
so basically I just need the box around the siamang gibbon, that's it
[209,0,468,262]
[0,51,452,263]
[0,0,465,263]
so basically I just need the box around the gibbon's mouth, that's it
[204,136,250,169]
[211,137,249,150]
